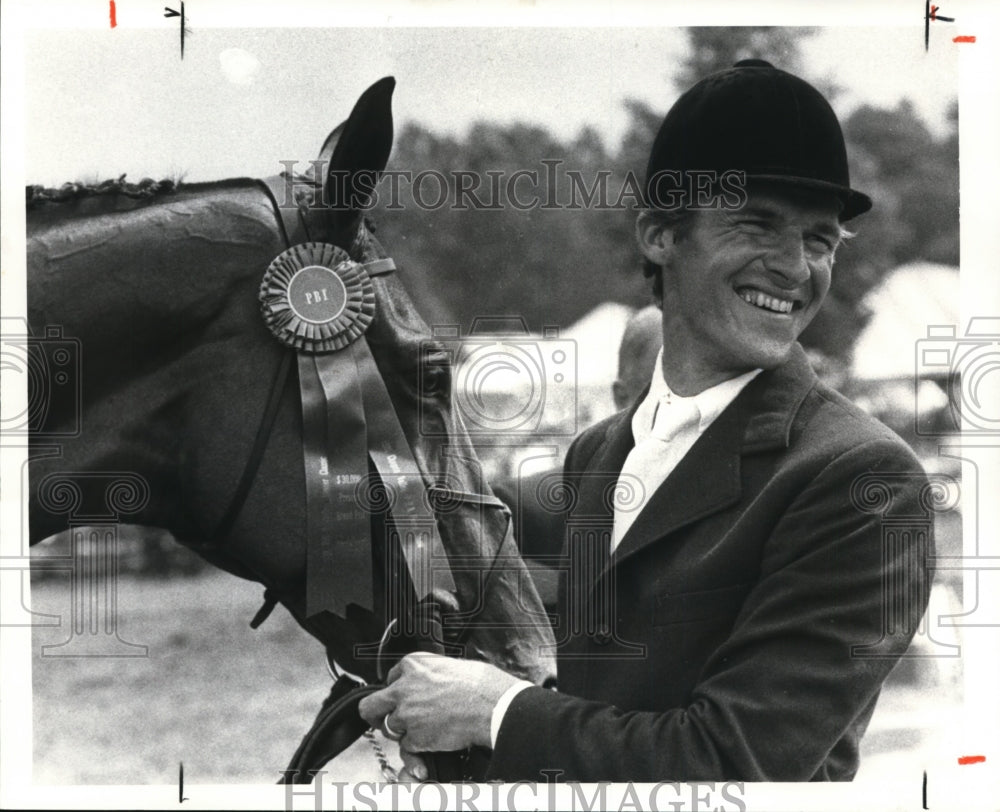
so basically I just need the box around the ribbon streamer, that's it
[299,350,372,616]
[352,340,456,601]
[261,244,453,618]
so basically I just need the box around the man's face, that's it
[649,187,842,391]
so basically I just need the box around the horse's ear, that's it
[316,122,345,172]
[321,76,394,236]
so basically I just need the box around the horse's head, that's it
[276,79,554,684]
[265,77,454,468]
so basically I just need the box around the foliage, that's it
[673,26,816,90]
[374,121,651,334]
[803,98,959,360]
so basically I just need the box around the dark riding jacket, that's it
[488,344,933,781]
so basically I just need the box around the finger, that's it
[385,651,426,684]
[398,749,429,782]
[358,689,395,725]
[384,659,406,685]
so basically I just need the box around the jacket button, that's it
[593,625,611,645]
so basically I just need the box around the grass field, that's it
[30,567,400,785]
[29,561,962,785]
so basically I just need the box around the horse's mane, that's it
[26,175,177,209]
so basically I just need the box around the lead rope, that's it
[363,730,399,783]
[367,618,401,782]
[324,622,403,782]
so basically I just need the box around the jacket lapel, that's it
[596,344,818,577]
[606,399,744,570]
[579,406,639,519]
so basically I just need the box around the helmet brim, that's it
[746,173,872,222]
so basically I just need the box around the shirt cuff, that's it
[490,680,534,748]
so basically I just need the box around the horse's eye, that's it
[422,364,449,397]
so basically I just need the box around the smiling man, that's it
[640,185,842,394]
[360,60,933,782]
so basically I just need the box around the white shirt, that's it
[490,351,761,748]
[612,353,761,552]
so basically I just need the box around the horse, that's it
[25,77,556,781]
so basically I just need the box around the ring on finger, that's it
[382,714,405,741]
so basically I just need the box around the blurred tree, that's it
[804,98,959,362]
[376,120,648,334]
[674,26,816,89]
[843,99,959,266]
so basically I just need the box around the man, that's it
[360,60,932,782]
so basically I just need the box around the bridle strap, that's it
[257,174,313,246]
[208,347,294,549]
[205,175,309,550]
[206,175,308,550]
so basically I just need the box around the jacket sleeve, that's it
[488,437,934,781]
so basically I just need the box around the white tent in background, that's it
[560,302,635,423]
[560,302,635,387]
[852,262,959,381]
[850,262,959,431]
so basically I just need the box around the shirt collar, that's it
[632,349,762,440]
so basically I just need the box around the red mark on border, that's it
[109,0,116,28]
[958,755,986,765]
[953,35,976,43]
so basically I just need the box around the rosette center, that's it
[259,242,376,353]
[287,265,348,324]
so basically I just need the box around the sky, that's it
[15,19,961,186]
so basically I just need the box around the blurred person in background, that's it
[362,60,932,782]
[612,305,664,412]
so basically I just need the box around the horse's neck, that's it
[27,181,289,542]
[28,180,283,365]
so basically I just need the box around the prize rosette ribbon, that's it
[259,243,451,619]
[259,242,374,353]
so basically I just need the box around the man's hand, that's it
[358,653,522,760]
